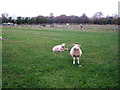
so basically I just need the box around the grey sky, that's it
[0,0,119,18]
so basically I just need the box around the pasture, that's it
[2,25,118,88]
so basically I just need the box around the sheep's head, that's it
[60,43,65,49]
[73,44,81,49]
[61,43,65,46]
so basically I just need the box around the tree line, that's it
[1,12,119,25]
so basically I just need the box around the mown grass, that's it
[2,26,118,88]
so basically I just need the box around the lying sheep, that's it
[70,44,82,64]
[52,43,68,52]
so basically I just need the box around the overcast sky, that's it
[0,0,119,18]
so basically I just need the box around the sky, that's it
[0,0,119,18]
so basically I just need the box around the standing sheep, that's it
[70,44,82,64]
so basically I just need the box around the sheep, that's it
[70,44,82,64]
[52,43,68,52]
[0,37,4,41]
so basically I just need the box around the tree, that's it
[24,17,30,24]
[8,17,15,24]
[28,17,36,24]
[79,13,89,24]
[92,12,104,24]
[35,16,47,24]
[16,17,22,24]
[92,12,103,19]
[54,15,69,24]
[2,12,118,25]
[2,13,9,23]
[106,16,114,24]
[50,13,54,18]
[46,17,53,24]
[8,17,12,22]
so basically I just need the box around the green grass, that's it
[2,26,118,88]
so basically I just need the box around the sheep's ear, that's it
[61,43,66,45]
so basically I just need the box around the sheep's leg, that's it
[65,48,68,50]
[73,57,75,64]
[60,48,64,52]
[77,57,80,64]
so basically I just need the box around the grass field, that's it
[2,25,118,88]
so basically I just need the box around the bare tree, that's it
[2,13,9,23]
[92,12,103,19]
